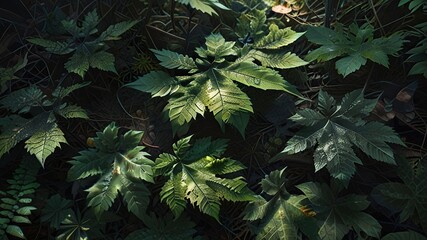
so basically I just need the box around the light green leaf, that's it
[151,49,197,70]
[57,104,88,119]
[251,50,308,69]
[25,126,67,166]
[6,225,25,239]
[126,71,180,97]
[254,24,304,49]
[89,51,117,73]
[64,51,89,77]
[99,20,139,41]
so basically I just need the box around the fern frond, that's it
[86,172,121,218]
[250,50,308,69]
[126,71,180,97]
[57,104,89,119]
[160,172,187,218]
[27,38,73,55]
[121,177,151,220]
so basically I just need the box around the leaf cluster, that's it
[154,135,256,220]
[27,10,138,77]
[0,82,89,166]
[67,122,154,220]
[126,13,307,135]
[305,23,404,77]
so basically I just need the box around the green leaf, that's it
[254,24,304,49]
[176,0,229,15]
[25,126,67,166]
[125,71,180,97]
[0,85,45,114]
[64,50,89,77]
[195,34,236,60]
[12,216,31,224]
[283,89,403,184]
[157,136,253,220]
[297,182,381,240]
[89,51,117,73]
[99,20,139,41]
[52,82,90,99]
[305,26,342,45]
[335,53,367,77]
[6,225,25,239]
[27,38,73,54]
[244,169,318,240]
[86,173,121,218]
[151,49,197,70]
[16,206,37,216]
[41,194,72,229]
[57,104,88,119]
[121,177,151,220]
[82,10,99,35]
[250,50,308,69]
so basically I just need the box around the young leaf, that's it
[297,182,381,240]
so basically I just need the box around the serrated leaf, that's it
[254,24,304,49]
[99,20,139,41]
[0,85,45,114]
[160,173,187,218]
[126,71,180,97]
[64,51,89,77]
[251,50,308,69]
[25,126,67,166]
[27,38,73,54]
[121,177,151,220]
[151,49,197,70]
[89,51,117,73]
[283,89,403,184]
[176,0,229,15]
[335,53,367,77]
[57,104,88,119]
[52,82,90,99]
[382,231,427,240]
[86,173,120,218]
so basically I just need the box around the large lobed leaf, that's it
[282,89,404,185]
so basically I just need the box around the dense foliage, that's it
[0,0,426,239]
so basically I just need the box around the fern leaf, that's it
[57,104,88,119]
[151,49,197,70]
[160,172,187,218]
[89,51,117,73]
[24,126,67,166]
[196,34,236,60]
[86,172,121,218]
[0,85,45,114]
[250,50,308,69]
[177,0,229,15]
[27,38,73,55]
[64,50,89,77]
[121,177,151,220]
[206,177,257,202]
[99,20,139,41]
[182,137,228,162]
[126,71,180,97]
[254,24,304,49]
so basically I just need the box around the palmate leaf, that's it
[155,136,255,220]
[243,169,318,240]
[372,157,427,233]
[68,122,153,219]
[305,24,404,77]
[297,182,381,240]
[125,213,202,240]
[282,89,404,184]
[24,126,67,166]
